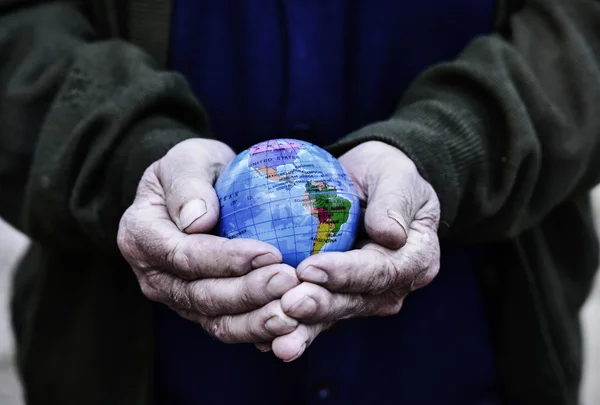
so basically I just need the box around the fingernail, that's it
[252,252,282,269]
[179,199,207,231]
[289,296,318,318]
[267,272,297,296]
[387,209,408,236]
[299,266,328,284]
[255,343,272,353]
[265,316,298,335]
[284,342,307,363]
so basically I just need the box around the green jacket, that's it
[1,0,599,404]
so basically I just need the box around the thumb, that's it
[339,141,422,250]
[156,139,235,234]
[168,178,217,234]
[363,171,412,250]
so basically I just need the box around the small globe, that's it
[215,139,360,267]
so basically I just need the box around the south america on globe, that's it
[215,139,360,267]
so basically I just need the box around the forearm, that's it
[0,2,211,254]
[330,0,600,241]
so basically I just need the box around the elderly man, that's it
[1,0,599,404]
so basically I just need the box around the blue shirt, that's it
[156,1,502,404]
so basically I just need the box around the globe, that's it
[215,138,361,267]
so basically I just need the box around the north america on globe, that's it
[215,139,360,267]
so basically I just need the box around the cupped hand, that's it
[266,141,441,361]
[117,138,300,344]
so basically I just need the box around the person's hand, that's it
[263,141,441,361]
[117,139,300,344]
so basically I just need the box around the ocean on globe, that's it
[215,139,361,267]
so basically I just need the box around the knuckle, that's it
[245,270,272,301]
[117,210,146,266]
[375,301,404,317]
[399,248,429,278]
[120,208,176,272]
[322,253,352,289]
[179,249,194,274]
[164,244,178,271]
[237,287,256,313]
[138,164,164,198]
[410,233,441,290]
[364,269,392,294]
[415,188,441,226]
[246,314,270,341]
[168,280,191,309]
[374,294,404,317]
[116,212,131,252]
[223,240,251,275]
[213,239,236,273]
[344,296,368,319]
[139,278,161,302]
[418,211,440,229]
[188,282,219,316]
[413,260,440,291]
[164,240,193,276]
[366,250,398,293]
[421,267,439,287]
[198,239,215,261]
[209,317,235,343]
[409,253,429,274]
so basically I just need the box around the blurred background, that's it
[0,194,599,405]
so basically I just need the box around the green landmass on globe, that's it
[303,180,351,254]
[215,138,360,267]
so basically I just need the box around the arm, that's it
[1,1,303,345]
[272,0,600,360]
[0,1,210,254]
[329,0,600,241]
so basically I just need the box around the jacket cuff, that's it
[115,116,205,212]
[327,105,482,237]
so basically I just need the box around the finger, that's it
[124,210,283,278]
[271,322,333,362]
[120,202,283,280]
[339,142,419,250]
[255,343,272,352]
[168,233,284,279]
[141,264,300,316]
[281,282,401,323]
[156,139,236,233]
[363,165,425,250]
[178,300,299,344]
[296,248,398,294]
[297,222,440,294]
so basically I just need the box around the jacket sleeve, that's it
[0,1,211,254]
[329,0,600,242]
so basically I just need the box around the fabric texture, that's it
[154,245,499,405]
[0,0,598,404]
[157,1,499,404]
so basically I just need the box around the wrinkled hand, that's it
[264,141,441,361]
[118,139,300,344]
